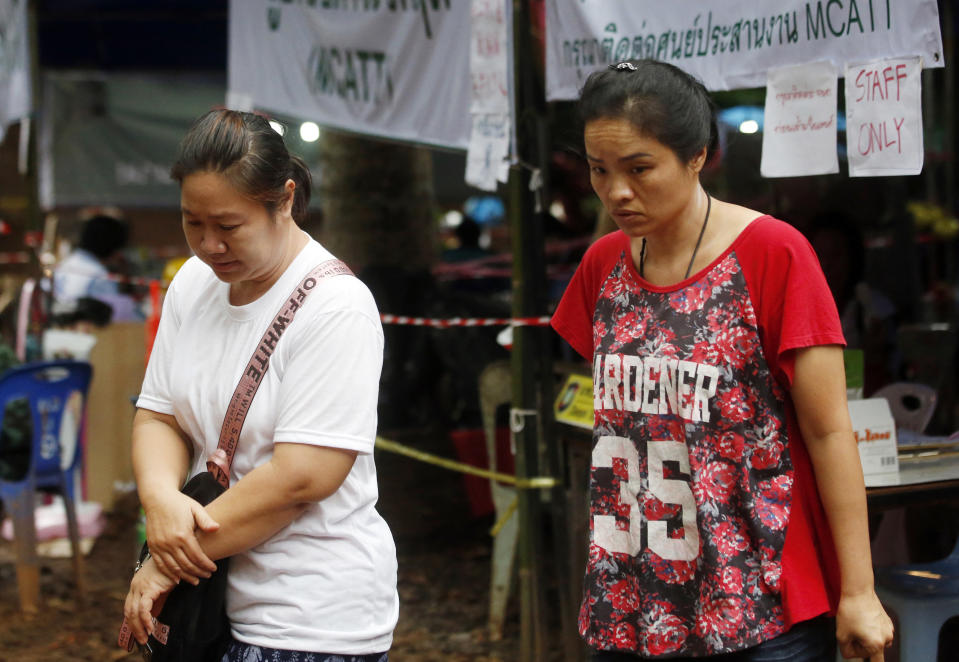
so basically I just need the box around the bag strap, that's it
[206,258,353,488]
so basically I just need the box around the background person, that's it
[551,59,893,661]
[53,214,142,322]
[122,109,397,662]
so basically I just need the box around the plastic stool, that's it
[0,360,92,611]
[873,382,938,433]
[874,535,959,661]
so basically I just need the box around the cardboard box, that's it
[85,322,146,509]
[848,397,900,487]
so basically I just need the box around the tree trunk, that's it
[316,131,436,273]
[315,131,438,430]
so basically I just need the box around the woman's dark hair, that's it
[171,109,312,223]
[578,59,718,163]
[79,214,128,259]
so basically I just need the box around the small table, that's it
[867,454,959,511]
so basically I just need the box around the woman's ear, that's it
[689,146,708,174]
[280,179,296,217]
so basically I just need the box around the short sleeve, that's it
[552,231,626,361]
[739,219,845,387]
[273,278,384,454]
[136,263,195,415]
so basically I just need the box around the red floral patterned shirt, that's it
[552,217,844,656]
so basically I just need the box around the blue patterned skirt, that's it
[221,640,388,662]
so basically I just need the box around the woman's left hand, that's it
[123,556,178,645]
[835,590,894,660]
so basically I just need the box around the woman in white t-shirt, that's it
[123,110,398,661]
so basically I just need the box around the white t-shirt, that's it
[137,239,398,654]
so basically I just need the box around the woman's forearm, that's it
[196,442,357,560]
[195,459,308,560]
[131,409,193,508]
[804,431,875,596]
[790,345,876,596]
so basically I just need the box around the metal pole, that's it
[508,166,546,662]
[943,1,955,216]
[24,0,53,358]
[508,0,551,659]
[25,0,40,235]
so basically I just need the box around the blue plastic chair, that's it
[875,534,959,661]
[0,360,92,611]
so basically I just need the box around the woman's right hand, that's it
[143,489,220,584]
[124,555,177,645]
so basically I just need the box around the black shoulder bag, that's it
[118,259,352,662]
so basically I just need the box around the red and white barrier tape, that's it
[52,269,556,330]
[100,272,169,288]
[435,265,574,281]
[432,236,591,277]
[0,251,31,265]
[379,314,551,328]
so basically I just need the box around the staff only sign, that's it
[545,0,943,98]
[845,56,923,176]
[229,0,472,149]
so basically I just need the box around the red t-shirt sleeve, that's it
[740,218,846,388]
[740,217,846,624]
[551,231,628,360]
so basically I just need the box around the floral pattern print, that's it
[221,642,388,662]
[582,251,792,656]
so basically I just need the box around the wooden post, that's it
[24,0,41,240]
[945,2,955,216]
[508,1,556,659]
[508,164,546,661]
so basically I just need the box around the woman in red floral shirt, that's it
[551,59,893,661]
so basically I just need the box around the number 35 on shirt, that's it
[592,435,700,562]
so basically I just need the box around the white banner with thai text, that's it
[546,0,944,98]
[845,56,923,177]
[0,0,31,143]
[761,62,839,177]
[229,0,471,149]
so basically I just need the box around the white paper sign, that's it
[761,62,839,178]
[466,0,512,190]
[470,0,510,114]
[0,0,32,142]
[546,0,944,98]
[848,397,900,487]
[228,0,472,149]
[845,56,923,177]
[465,114,510,191]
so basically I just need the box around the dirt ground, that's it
[0,427,567,662]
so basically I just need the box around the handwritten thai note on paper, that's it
[466,0,511,190]
[761,61,839,178]
[470,0,510,114]
[465,114,511,191]
[845,56,923,177]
